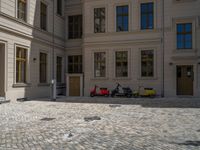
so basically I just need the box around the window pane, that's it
[94,52,106,77]
[141,3,154,30]
[16,47,27,83]
[116,51,128,77]
[68,15,82,39]
[176,23,192,49]
[68,55,82,73]
[141,50,154,77]
[116,6,128,32]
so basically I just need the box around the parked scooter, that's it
[111,83,132,98]
[90,85,110,97]
[133,86,156,98]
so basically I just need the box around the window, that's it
[40,2,47,30]
[94,52,106,77]
[141,2,154,30]
[40,53,47,83]
[68,55,82,73]
[17,0,27,21]
[141,50,154,77]
[94,8,105,33]
[116,5,129,32]
[56,56,62,83]
[57,0,62,16]
[16,47,27,83]
[177,23,192,49]
[68,15,82,39]
[116,51,128,77]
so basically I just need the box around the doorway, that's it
[177,65,194,95]
[0,43,5,97]
[69,76,80,96]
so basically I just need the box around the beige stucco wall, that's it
[0,0,66,101]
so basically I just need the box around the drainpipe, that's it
[161,0,165,97]
[51,0,56,100]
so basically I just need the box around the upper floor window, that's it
[57,0,62,16]
[17,0,27,22]
[94,8,105,33]
[141,50,154,77]
[16,47,27,83]
[116,51,128,77]
[68,55,82,73]
[40,2,47,31]
[68,15,82,39]
[177,23,192,49]
[94,52,106,77]
[141,2,154,30]
[116,5,129,32]
[39,53,47,83]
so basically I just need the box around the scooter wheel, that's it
[90,94,94,97]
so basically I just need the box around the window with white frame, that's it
[141,2,154,30]
[40,2,47,31]
[176,23,192,49]
[57,0,62,16]
[17,0,27,22]
[115,51,128,77]
[16,47,27,83]
[116,5,129,32]
[39,52,47,83]
[141,50,154,77]
[94,52,106,77]
[68,15,82,39]
[56,56,62,83]
[94,8,105,33]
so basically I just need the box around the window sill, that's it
[56,14,64,20]
[113,77,131,80]
[91,77,109,80]
[138,77,157,80]
[174,48,196,53]
[13,83,31,88]
[38,83,50,87]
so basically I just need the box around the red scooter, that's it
[90,85,110,97]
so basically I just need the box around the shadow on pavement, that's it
[30,97,200,109]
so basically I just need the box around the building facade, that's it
[0,0,200,101]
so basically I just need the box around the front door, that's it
[0,44,5,97]
[69,76,80,96]
[177,65,193,95]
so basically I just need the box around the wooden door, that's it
[177,66,193,95]
[69,76,80,96]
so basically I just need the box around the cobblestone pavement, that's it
[0,97,200,150]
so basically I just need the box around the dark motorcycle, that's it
[111,83,132,98]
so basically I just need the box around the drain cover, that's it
[109,104,121,108]
[84,116,101,122]
[40,118,56,121]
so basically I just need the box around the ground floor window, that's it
[57,56,62,83]
[68,55,82,73]
[40,52,47,83]
[16,47,27,83]
[94,52,106,77]
[141,50,154,77]
[115,51,128,77]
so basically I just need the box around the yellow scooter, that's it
[133,86,156,98]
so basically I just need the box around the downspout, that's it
[161,0,165,97]
[52,0,56,100]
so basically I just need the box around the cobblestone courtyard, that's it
[0,97,200,150]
